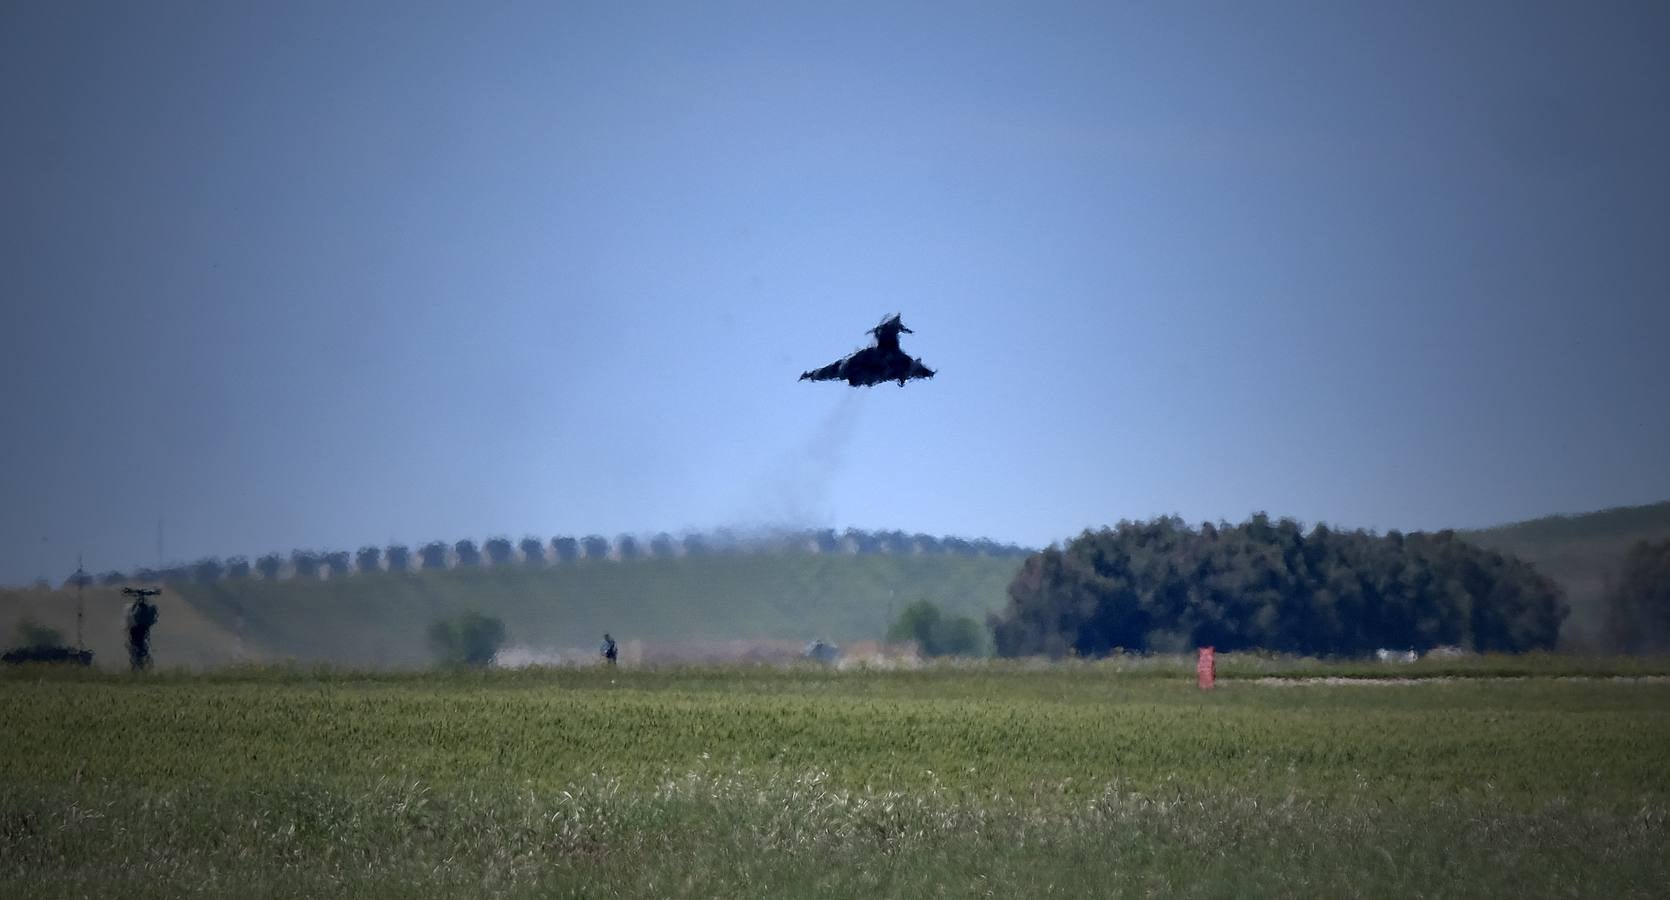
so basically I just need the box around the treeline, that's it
[990,515,1567,658]
[67,529,1032,588]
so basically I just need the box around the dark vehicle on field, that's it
[1,645,94,666]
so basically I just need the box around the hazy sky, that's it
[3,1,1668,584]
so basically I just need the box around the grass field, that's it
[4,662,1667,898]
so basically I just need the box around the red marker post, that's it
[1196,646,1216,690]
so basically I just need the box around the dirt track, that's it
[1251,675,1670,686]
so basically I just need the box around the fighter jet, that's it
[799,314,936,387]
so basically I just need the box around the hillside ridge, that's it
[9,504,1668,665]
[1462,500,1670,647]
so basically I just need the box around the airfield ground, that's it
[3,663,1667,898]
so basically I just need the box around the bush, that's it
[581,535,610,561]
[551,537,579,563]
[427,612,507,667]
[356,546,382,574]
[419,542,449,570]
[13,618,65,650]
[484,537,514,566]
[290,551,321,579]
[454,540,482,567]
[649,533,678,559]
[887,600,985,657]
[518,537,546,566]
[191,557,224,584]
[385,545,411,572]
[323,551,352,578]
[255,554,284,580]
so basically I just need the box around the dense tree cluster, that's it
[1602,538,1670,654]
[991,515,1567,658]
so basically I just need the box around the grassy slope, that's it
[1463,499,1670,646]
[176,553,1024,667]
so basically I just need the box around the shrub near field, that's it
[2,667,1667,899]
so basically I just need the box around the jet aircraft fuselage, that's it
[799,314,935,388]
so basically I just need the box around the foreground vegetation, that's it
[3,664,1667,897]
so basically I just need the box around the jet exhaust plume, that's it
[730,391,866,537]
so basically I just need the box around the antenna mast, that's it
[75,553,86,652]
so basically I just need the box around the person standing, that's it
[123,588,160,671]
[600,633,618,666]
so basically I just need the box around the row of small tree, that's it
[990,515,1569,658]
[69,529,1031,588]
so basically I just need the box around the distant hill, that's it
[9,503,1667,667]
[1462,500,1670,649]
[170,551,1024,667]
[0,530,1030,668]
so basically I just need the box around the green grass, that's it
[3,665,1667,897]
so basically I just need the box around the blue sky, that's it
[3,1,1668,584]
